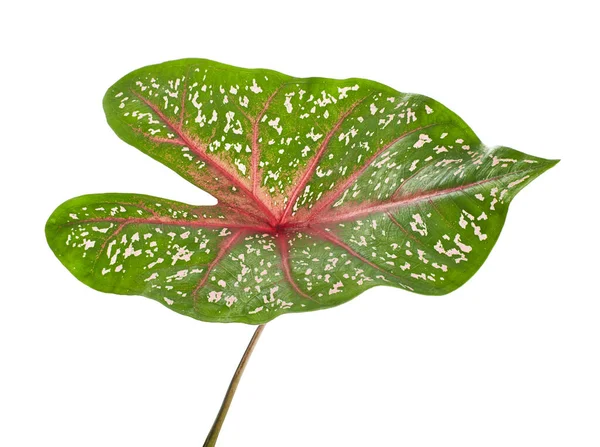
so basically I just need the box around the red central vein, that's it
[130,90,278,226]
[66,216,273,233]
[252,86,283,196]
[278,93,372,225]
[275,234,315,302]
[192,231,243,303]
[313,168,533,224]
[309,227,404,281]
[304,124,437,223]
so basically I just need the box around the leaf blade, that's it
[48,59,558,324]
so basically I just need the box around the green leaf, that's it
[46,58,557,324]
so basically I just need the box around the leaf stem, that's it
[203,324,266,447]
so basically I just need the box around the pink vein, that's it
[129,124,186,145]
[309,227,404,281]
[304,124,437,222]
[385,212,438,267]
[252,86,283,195]
[95,222,126,262]
[131,90,278,225]
[278,93,372,224]
[426,198,451,226]
[390,160,434,199]
[63,216,273,233]
[386,212,422,246]
[178,68,190,130]
[276,234,314,301]
[192,231,243,302]
[218,202,268,224]
[314,168,532,224]
[70,201,268,230]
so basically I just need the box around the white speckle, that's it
[306,128,323,142]
[409,213,428,236]
[413,134,432,148]
[284,94,293,113]
[208,291,223,303]
[145,273,158,282]
[454,234,472,253]
[124,244,142,258]
[508,175,530,189]
[492,156,518,167]
[268,117,283,135]
[171,247,193,265]
[328,281,344,295]
[471,222,488,241]
[249,79,262,94]
[234,159,247,175]
[148,257,164,269]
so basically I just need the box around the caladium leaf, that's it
[46,58,557,324]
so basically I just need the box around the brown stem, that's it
[203,324,266,447]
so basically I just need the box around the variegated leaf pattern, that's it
[46,59,557,324]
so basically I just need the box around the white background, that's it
[1,1,598,446]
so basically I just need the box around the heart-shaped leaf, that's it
[46,59,557,324]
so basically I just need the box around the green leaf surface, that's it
[46,58,557,324]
